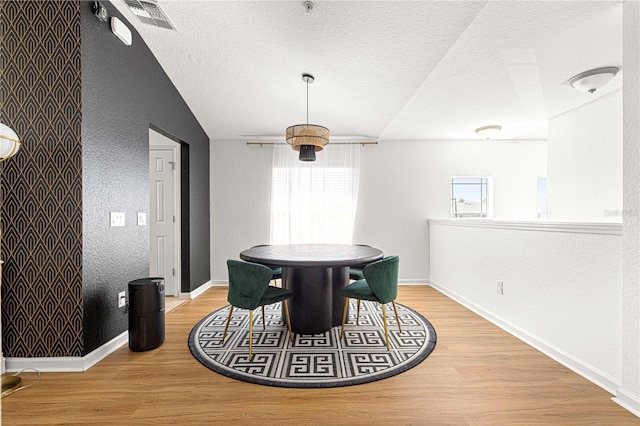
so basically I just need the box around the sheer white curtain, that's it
[270,144,360,244]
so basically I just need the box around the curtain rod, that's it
[246,141,378,146]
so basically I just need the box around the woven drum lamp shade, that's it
[286,73,329,161]
[286,124,330,152]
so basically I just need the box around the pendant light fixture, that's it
[0,123,23,162]
[0,122,22,398]
[286,74,329,161]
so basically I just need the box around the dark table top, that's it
[239,244,383,268]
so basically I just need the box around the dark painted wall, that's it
[1,0,209,358]
[81,1,210,353]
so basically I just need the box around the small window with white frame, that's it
[450,177,492,218]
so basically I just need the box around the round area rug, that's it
[188,300,437,388]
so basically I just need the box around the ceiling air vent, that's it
[123,0,177,30]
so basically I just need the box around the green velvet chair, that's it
[349,267,364,281]
[222,259,293,360]
[340,256,401,350]
[349,244,371,281]
[252,245,282,286]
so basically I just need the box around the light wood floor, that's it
[164,296,187,313]
[1,286,637,425]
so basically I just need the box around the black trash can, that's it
[128,277,165,351]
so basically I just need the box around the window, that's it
[450,177,491,218]
[270,144,360,244]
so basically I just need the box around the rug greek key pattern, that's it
[189,301,436,388]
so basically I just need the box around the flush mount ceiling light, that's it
[0,122,23,162]
[568,67,619,94]
[475,125,502,139]
[286,74,329,162]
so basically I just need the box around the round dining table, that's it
[239,244,383,335]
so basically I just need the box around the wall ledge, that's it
[428,218,622,236]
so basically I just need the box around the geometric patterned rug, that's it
[188,300,437,388]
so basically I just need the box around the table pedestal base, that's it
[282,266,349,335]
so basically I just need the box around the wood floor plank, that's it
[1,286,636,425]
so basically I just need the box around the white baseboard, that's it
[211,279,228,286]
[399,279,428,285]
[5,280,216,373]
[6,331,128,373]
[613,389,640,418]
[180,280,212,299]
[428,280,621,395]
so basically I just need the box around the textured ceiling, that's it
[111,0,623,141]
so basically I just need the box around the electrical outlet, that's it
[497,280,504,295]
[118,291,126,308]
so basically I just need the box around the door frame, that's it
[149,127,182,298]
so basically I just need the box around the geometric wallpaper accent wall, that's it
[0,1,83,357]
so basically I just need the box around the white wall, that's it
[352,139,546,281]
[211,138,546,283]
[429,221,623,392]
[210,140,273,283]
[547,90,623,222]
[619,0,640,414]
[425,50,636,413]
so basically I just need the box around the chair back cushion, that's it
[226,260,273,310]
[363,256,399,304]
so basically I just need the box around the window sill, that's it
[428,218,622,236]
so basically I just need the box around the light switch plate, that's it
[137,212,147,226]
[110,212,125,227]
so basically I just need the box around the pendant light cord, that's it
[306,78,309,126]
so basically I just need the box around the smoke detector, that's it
[303,1,315,13]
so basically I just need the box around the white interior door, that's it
[149,130,180,296]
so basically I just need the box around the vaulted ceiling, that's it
[112,0,622,142]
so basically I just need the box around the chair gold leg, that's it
[382,303,390,350]
[249,310,254,361]
[283,300,293,342]
[356,299,361,325]
[261,305,266,330]
[392,301,401,332]
[222,306,234,344]
[340,297,350,339]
